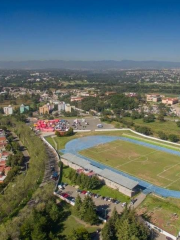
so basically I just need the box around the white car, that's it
[122,202,127,207]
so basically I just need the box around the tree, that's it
[143,114,155,123]
[158,131,168,140]
[49,204,59,222]
[68,228,90,240]
[102,208,119,240]
[169,134,179,142]
[135,126,152,135]
[176,121,180,127]
[157,113,165,122]
[74,195,82,217]
[102,208,150,240]
[79,196,98,225]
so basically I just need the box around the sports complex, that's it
[61,133,180,198]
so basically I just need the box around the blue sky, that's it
[0,0,180,61]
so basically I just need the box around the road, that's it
[41,141,60,185]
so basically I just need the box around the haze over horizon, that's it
[0,0,180,62]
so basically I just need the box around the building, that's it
[105,92,116,96]
[3,105,13,115]
[58,102,65,112]
[146,94,161,102]
[162,98,178,105]
[65,104,72,113]
[70,96,83,102]
[39,104,50,115]
[125,92,137,97]
[61,153,139,197]
[20,104,29,113]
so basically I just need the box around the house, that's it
[3,105,13,115]
[20,104,29,113]
[61,153,139,197]
[162,98,178,105]
[0,136,7,144]
[146,94,161,102]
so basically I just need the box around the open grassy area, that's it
[0,99,32,108]
[122,133,180,152]
[45,136,56,148]
[62,214,97,236]
[91,185,129,202]
[80,139,180,190]
[137,194,180,235]
[123,117,180,136]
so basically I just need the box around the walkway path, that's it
[133,193,147,208]
[51,136,57,150]
[12,132,30,169]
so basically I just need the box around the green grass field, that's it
[123,117,180,136]
[137,195,180,235]
[80,140,180,191]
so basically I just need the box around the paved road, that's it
[41,142,59,185]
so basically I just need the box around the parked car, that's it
[95,194,99,198]
[97,124,103,128]
[58,184,64,190]
[115,200,120,204]
[76,189,82,193]
[122,202,127,207]
[81,190,87,194]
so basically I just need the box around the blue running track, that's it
[61,135,180,198]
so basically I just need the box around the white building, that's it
[65,104,72,113]
[58,102,65,112]
[3,105,13,115]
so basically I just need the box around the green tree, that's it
[68,227,90,240]
[176,121,180,127]
[81,196,98,225]
[102,208,119,240]
[157,112,165,122]
[169,134,179,142]
[74,195,82,217]
[143,114,155,123]
[158,131,168,140]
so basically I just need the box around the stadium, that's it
[61,134,180,198]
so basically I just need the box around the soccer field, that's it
[79,140,180,191]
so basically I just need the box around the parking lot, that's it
[56,185,128,219]
[62,117,114,131]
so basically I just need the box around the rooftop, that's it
[62,153,90,168]
[62,153,139,190]
[99,168,138,190]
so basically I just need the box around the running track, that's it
[61,135,180,198]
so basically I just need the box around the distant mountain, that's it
[0,60,180,70]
